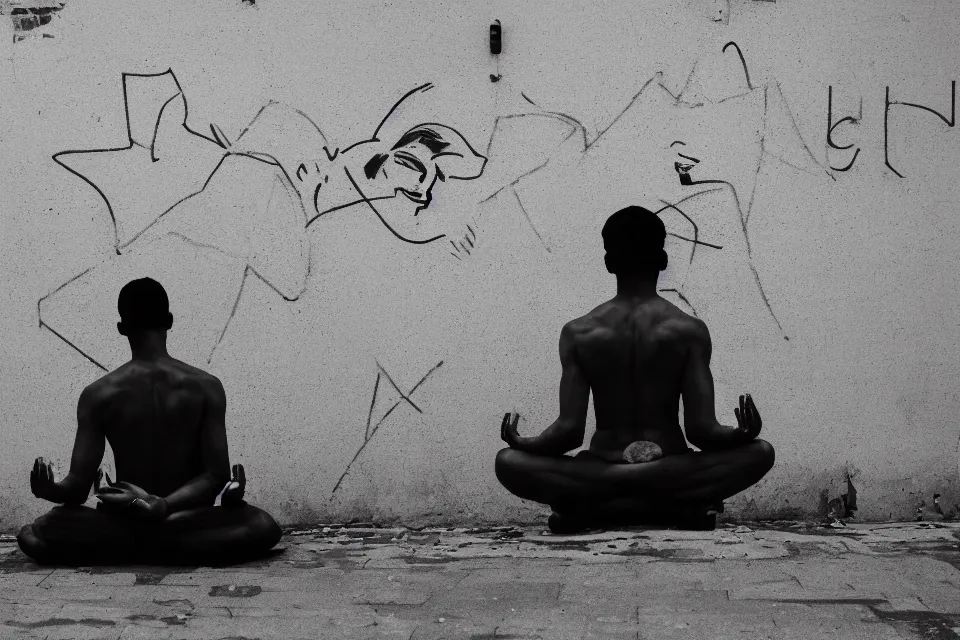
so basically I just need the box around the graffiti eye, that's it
[394,153,426,175]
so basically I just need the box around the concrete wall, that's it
[2,0,959,529]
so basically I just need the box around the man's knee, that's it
[244,506,282,549]
[495,448,526,488]
[16,524,45,562]
[18,507,77,554]
[749,439,775,475]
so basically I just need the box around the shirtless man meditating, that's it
[495,206,775,533]
[18,278,281,565]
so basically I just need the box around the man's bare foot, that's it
[221,464,246,508]
[707,501,724,515]
[622,441,663,464]
[548,511,597,535]
[549,499,719,534]
[673,508,717,531]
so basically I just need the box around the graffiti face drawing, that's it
[40,73,487,371]
[354,125,470,210]
[476,44,831,343]
[670,140,701,186]
[303,120,486,243]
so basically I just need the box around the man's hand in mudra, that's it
[500,412,523,449]
[95,473,168,521]
[733,394,762,442]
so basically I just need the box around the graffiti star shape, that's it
[331,360,444,495]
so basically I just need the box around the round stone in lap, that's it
[622,440,663,463]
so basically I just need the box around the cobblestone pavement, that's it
[0,521,958,639]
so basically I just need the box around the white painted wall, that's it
[2,0,959,529]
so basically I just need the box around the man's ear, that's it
[163,312,173,331]
[659,249,668,272]
[117,322,127,336]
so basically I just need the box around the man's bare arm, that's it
[32,387,105,505]
[681,321,757,450]
[161,378,232,513]
[503,323,589,456]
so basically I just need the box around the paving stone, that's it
[729,586,886,603]
[0,569,54,587]
[345,568,467,606]
[0,614,124,640]
[912,583,960,614]
[43,569,138,587]
[440,577,562,608]
[584,618,642,639]
[147,582,352,610]
[768,602,905,640]
[0,599,61,614]
[562,562,644,580]
[637,610,778,640]
[463,563,571,583]
[57,603,141,620]
[712,560,800,588]
[0,522,957,639]
[495,607,589,640]
[173,606,413,639]
[37,584,142,603]
[409,616,498,640]
[779,559,872,591]
[875,595,930,611]
[157,568,317,591]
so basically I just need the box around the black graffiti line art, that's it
[826,85,863,173]
[722,41,754,92]
[475,43,829,338]
[885,81,956,178]
[481,42,829,239]
[40,70,487,372]
[331,360,444,495]
[448,223,479,260]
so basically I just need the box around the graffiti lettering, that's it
[885,81,955,178]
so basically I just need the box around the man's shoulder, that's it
[561,308,609,340]
[97,359,223,394]
[166,359,225,395]
[79,374,121,410]
[563,299,652,338]
[659,308,710,346]
[562,298,710,340]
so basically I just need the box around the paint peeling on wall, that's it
[822,471,858,525]
[710,0,729,24]
[0,1,63,41]
[915,492,956,521]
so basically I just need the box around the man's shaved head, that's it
[601,206,668,275]
[118,277,171,331]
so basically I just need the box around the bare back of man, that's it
[495,206,775,533]
[18,278,281,566]
[573,296,697,461]
[98,359,212,498]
